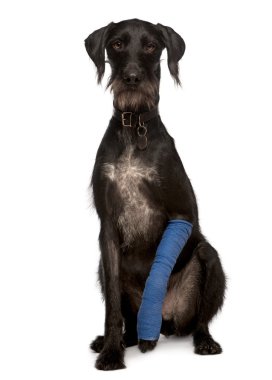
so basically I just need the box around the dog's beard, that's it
[109,78,159,112]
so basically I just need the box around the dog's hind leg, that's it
[192,241,226,355]
[122,293,138,347]
[165,240,226,354]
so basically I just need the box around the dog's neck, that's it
[112,103,160,150]
[113,105,159,125]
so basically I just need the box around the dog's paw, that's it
[138,339,158,353]
[194,337,222,355]
[90,335,104,353]
[90,334,137,352]
[95,348,126,371]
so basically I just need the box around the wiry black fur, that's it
[85,19,226,371]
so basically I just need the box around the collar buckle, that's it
[121,112,133,127]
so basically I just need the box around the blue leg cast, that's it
[137,219,193,341]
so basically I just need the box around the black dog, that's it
[85,19,226,371]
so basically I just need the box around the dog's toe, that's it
[138,339,158,353]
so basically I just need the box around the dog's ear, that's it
[85,23,113,83]
[157,24,186,85]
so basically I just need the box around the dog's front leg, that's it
[95,218,125,371]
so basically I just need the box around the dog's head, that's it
[85,19,185,111]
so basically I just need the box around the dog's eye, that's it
[144,42,156,53]
[112,40,123,50]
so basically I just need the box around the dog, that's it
[85,19,226,371]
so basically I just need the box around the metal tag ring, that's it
[137,125,147,137]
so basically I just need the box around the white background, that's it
[0,0,271,378]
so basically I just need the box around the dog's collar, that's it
[113,107,159,128]
[113,107,159,150]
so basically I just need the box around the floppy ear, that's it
[84,23,113,83]
[157,24,186,85]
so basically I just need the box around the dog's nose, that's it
[123,72,143,85]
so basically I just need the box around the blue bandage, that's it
[137,219,193,341]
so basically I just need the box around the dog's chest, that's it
[102,146,162,247]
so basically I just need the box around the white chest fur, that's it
[102,146,161,247]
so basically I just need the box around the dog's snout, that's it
[123,72,141,85]
[122,64,144,85]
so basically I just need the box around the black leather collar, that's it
[113,107,159,128]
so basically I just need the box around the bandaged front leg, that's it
[137,219,193,341]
